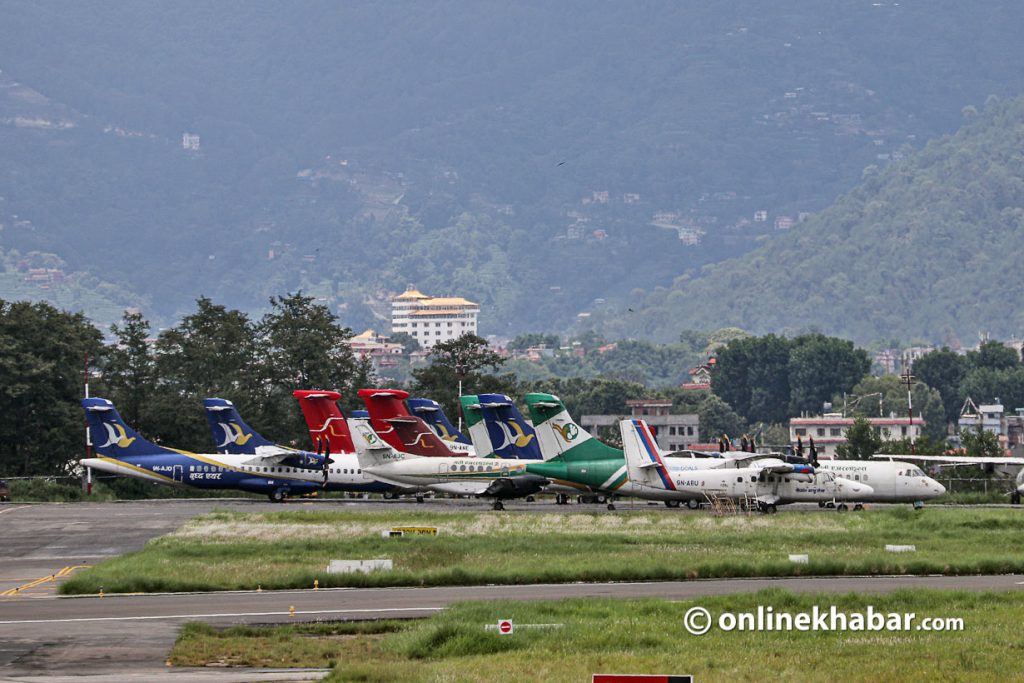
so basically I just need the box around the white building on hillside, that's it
[391,286,480,348]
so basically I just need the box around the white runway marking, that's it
[0,506,27,516]
[0,606,443,625]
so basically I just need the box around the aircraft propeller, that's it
[321,437,333,486]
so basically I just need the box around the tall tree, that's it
[104,310,154,429]
[149,297,259,451]
[912,348,968,424]
[787,333,870,416]
[411,334,510,418]
[255,292,360,443]
[0,300,104,476]
[835,417,882,460]
[967,340,1020,372]
[712,334,791,424]
[959,425,1004,459]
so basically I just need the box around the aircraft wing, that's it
[756,462,815,476]
[871,454,1024,467]
[241,445,307,466]
[481,474,549,498]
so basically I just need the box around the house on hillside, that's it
[682,357,715,391]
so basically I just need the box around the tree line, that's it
[3,290,1020,480]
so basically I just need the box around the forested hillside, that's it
[2,2,1023,336]
[598,96,1024,344]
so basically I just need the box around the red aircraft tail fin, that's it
[292,389,355,454]
[357,388,455,456]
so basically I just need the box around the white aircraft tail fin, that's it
[350,421,412,470]
[620,418,675,490]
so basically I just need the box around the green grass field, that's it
[170,590,1024,682]
[60,507,1024,594]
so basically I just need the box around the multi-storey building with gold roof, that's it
[391,286,480,348]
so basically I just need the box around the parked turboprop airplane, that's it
[359,389,474,456]
[83,397,329,501]
[872,453,1015,501]
[203,397,412,498]
[810,459,945,507]
[620,418,873,512]
[351,421,548,509]
[291,390,428,501]
[408,398,474,449]
[522,393,829,510]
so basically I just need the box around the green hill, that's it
[3,2,1024,333]
[596,96,1024,345]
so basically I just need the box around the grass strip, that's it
[62,507,1024,594]
[170,590,1024,682]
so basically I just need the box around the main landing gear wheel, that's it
[836,503,849,512]
[665,500,681,508]
[493,500,505,511]
[1013,491,1021,505]
[607,500,616,511]
[818,501,826,508]
[853,503,864,511]
[415,495,425,504]
[555,493,569,505]
[382,491,396,500]
[269,490,285,503]
[686,499,701,510]
[526,495,535,503]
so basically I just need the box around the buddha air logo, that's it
[436,423,457,441]
[506,420,535,448]
[554,422,579,443]
[101,422,136,449]
[217,422,253,448]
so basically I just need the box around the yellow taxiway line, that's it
[1,565,88,597]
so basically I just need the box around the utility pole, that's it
[900,368,916,454]
[84,352,92,496]
[455,361,467,432]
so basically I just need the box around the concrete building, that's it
[581,399,700,452]
[391,286,479,349]
[350,329,404,369]
[789,414,925,460]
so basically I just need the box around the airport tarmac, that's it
[1,499,1020,681]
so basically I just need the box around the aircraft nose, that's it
[929,478,945,495]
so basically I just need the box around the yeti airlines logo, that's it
[553,422,579,443]
[101,422,136,449]
[217,422,253,448]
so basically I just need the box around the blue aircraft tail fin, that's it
[407,397,472,445]
[202,398,276,455]
[82,397,178,458]
[477,393,543,460]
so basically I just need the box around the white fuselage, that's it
[815,460,945,502]
[362,455,530,495]
[81,450,390,492]
[630,462,871,505]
